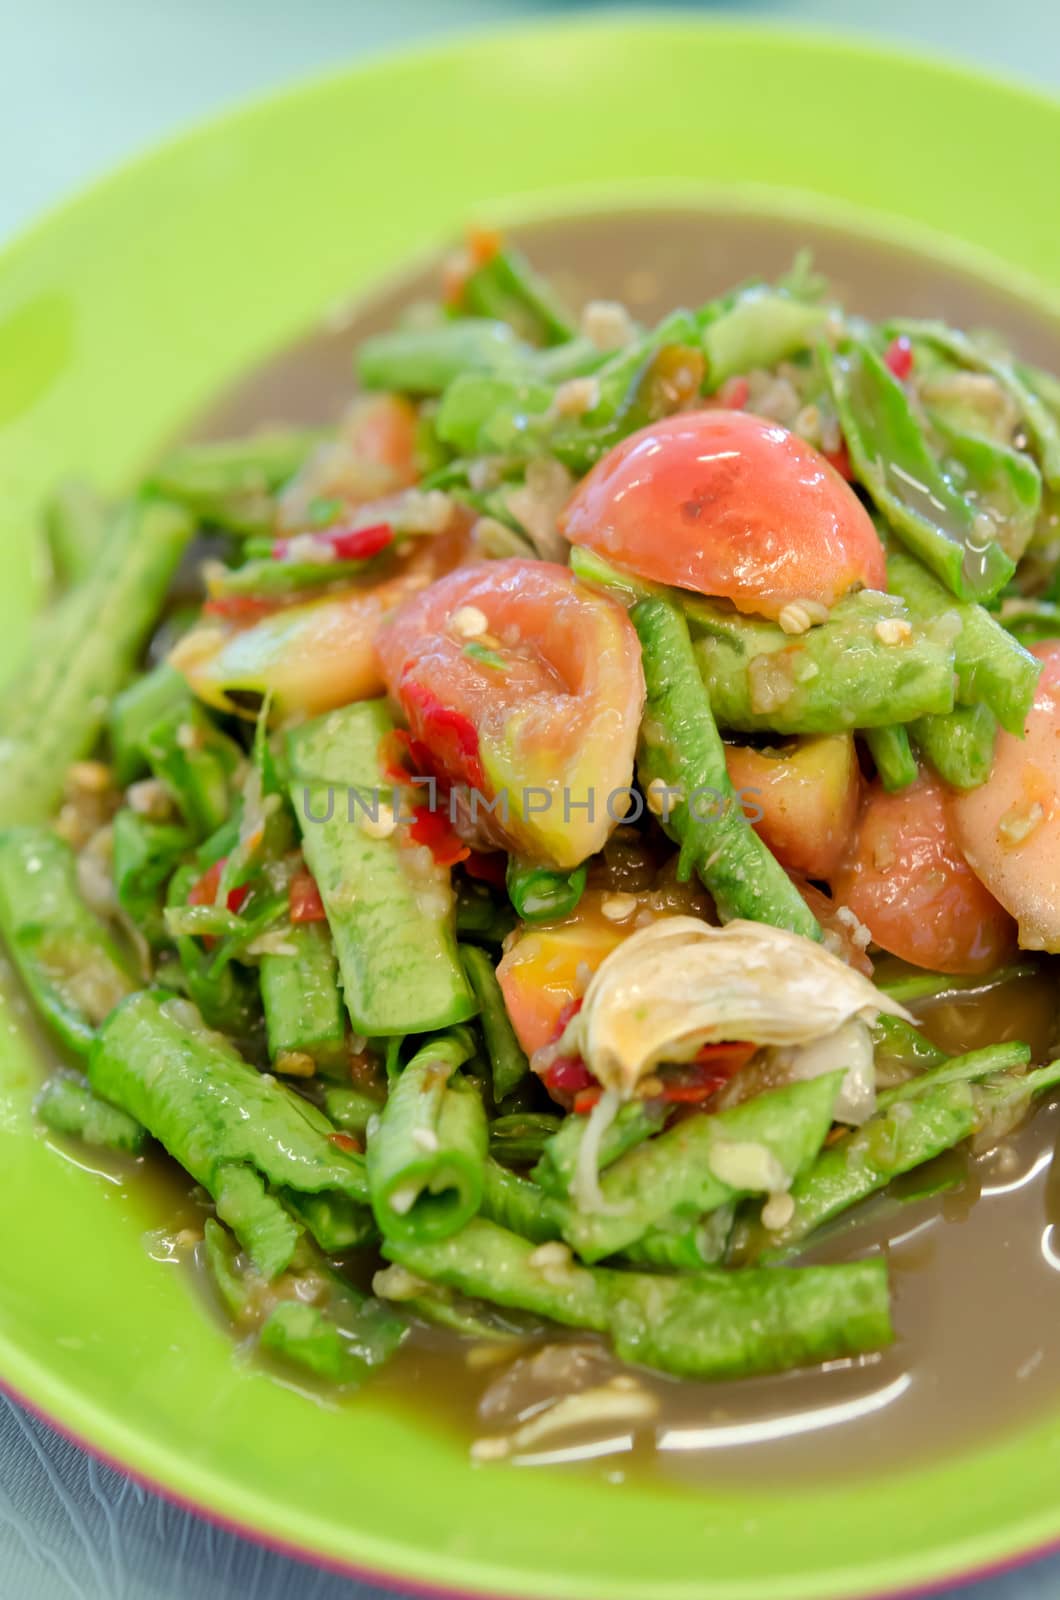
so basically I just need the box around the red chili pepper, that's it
[573,1086,603,1115]
[328,1131,362,1155]
[188,858,249,914]
[202,594,278,624]
[719,375,750,410]
[823,441,854,481]
[544,1055,595,1097]
[884,335,914,381]
[378,729,414,786]
[463,850,508,889]
[693,1040,757,1072]
[289,868,327,923]
[326,521,393,561]
[655,1042,757,1105]
[408,804,470,868]
[272,521,393,563]
[399,677,486,790]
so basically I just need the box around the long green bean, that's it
[633,597,821,937]
[0,496,194,825]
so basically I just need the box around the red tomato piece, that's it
[724,734,861,881]
[375,559,645,869]
[463,851,508,889]
[289,869,327,924]
[560,409,885,620]
[831,774,1017,974]
[950,643,1060,952]
[188,858,249,914]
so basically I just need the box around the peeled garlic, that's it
[560,916,909,1098]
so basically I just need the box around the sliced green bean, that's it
[358,319,533,394]
[0,828,137,1053]
[533,1099,667,1198]
[460,943,529,1102]
[701,287,828,385]
[385,1217,893,1381]
[912,702,998,789]
[108,663,193,786]
[633,597,821,937]
[288,700,476,1036]
[886,548,1039,735]
[863,725,918,791]
[561,1071,844,1263]
[823,340,1013,601]
[692,590,955,735]
[0,496,194,825]
[878,1041,1030,1108]
[366,1031,487,1245]
[892,320,1060,489]
[488,1112,563,1167]
[260,921,346,1069]
[43,479,108,591]
[36,1069,147,1155]
[505,858,587,924]
[147,429,323,534]
[463,247,575,345]
[324,1084,385,1137]
[90,990,367,1275]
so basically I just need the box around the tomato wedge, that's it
[831,774,1016,974]
[724,734,860,880]
[375,560,645,869]
[951,643,1060,952]
[560,409,886,620]
[172,521,472,719]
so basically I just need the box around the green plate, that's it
[1,18,1059,1599]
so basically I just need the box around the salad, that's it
[4,230,1060,1455]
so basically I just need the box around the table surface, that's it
[1,2,1059,1597]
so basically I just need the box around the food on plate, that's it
[6,229,1060,1464]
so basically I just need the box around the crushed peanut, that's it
[470,1435,512,1462]
[998,800,1045,848]
[275,1051,316,1078]
[554,375,601,417]
[600,892,639,922]
[358,803,396,840]
[761,1191,796,1231]
[450,604,489,639]
[66,760,113,794]
[874,618,914,647]
[580,299,637,352]
[528,1241,573,1271]
[777,599,829,635]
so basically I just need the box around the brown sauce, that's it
[41,208,1060,1483]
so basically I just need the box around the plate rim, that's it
[2,15,1060,1600]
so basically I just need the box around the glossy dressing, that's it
[149,211,1060,1481]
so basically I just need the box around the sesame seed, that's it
[412,1127,441,1153]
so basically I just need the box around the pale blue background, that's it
[2,2,1059,1596]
